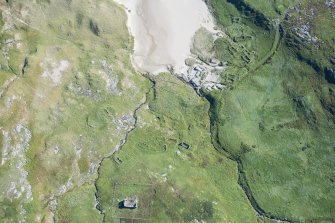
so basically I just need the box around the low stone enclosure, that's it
[119,195,138,209]
[111,182,154,221]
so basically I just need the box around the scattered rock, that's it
[41,57,70,85]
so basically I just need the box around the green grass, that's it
[55,185,103,223]
[0,0,148,222]
[241,0,297,19]
[0,198,20,223]
[96,73,257,222]
[1,0,334,222]
[208,0,277,89]
[283,1,335,84]
[207,0,335,221]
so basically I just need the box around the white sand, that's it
[114,0,215,74]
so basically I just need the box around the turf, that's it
[206,0,335,221]
[0,0,334,222]
[0,0,148,222]
[96,73,257,222]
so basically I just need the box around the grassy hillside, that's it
[96,73,257,223]
[206,0,335,222]
[0,0,334,222]
[0,0,148,222]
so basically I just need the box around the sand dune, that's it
[114,0,215,74]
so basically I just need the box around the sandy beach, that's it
[114,0,215,74]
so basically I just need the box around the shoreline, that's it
[113,0,216,75]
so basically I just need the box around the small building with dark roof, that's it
[119,195,138,209]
